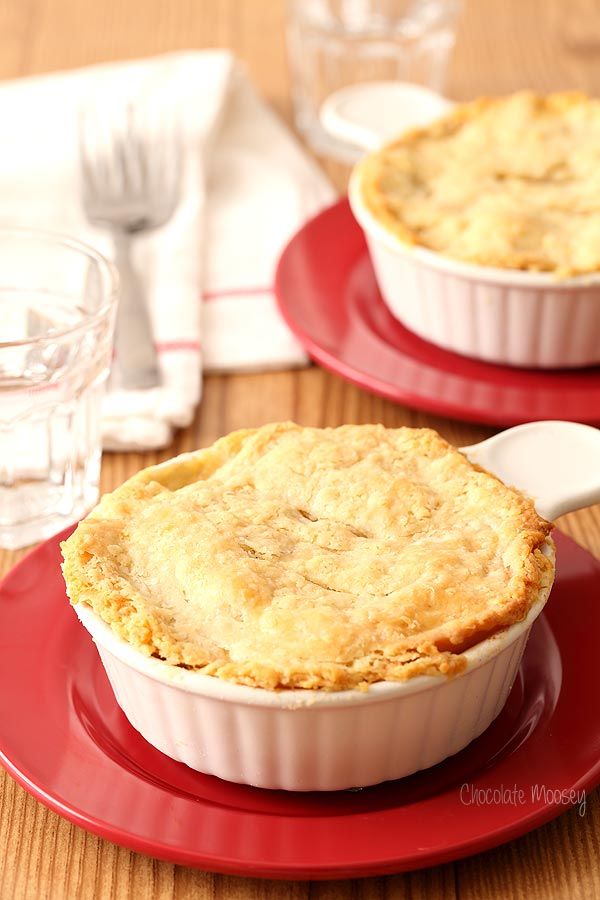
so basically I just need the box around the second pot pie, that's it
[357,90,600,277]
[61,423,554,690]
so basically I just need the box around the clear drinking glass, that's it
[0,230,118,550]
[286,0,461,161]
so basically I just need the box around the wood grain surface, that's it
[1,0,600,897]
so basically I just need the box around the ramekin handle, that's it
[462,421,600,522]
[319,81,454,153]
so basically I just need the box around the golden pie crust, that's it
[358,91,600,277]
[61,423,554,690]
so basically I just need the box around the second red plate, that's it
[275,199,600,426]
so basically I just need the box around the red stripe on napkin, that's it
[203,286,273,301]
[156,340,201,353]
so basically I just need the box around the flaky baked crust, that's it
[358,91,600,277]
[61,423,554,690]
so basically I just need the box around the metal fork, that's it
[79,104,182,389]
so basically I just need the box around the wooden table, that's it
[2,0,600,897]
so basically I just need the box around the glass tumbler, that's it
[0,230,118,550]
[286,0,461,161]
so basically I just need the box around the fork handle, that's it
[113,232,161,390]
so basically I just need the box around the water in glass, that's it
[287,0,460,161]
[0,232,117,549]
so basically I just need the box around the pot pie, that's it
[358,91,600,277]
[61,423,554,691]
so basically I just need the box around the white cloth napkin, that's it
[0,51,336,450]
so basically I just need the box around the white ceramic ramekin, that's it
[75,541,554,792]
[349,171,600,369]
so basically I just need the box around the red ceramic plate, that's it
[0,529,599,879]
[276,199,600,426]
